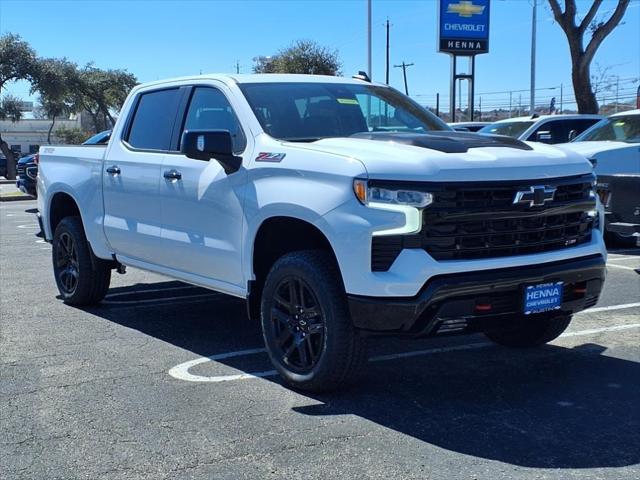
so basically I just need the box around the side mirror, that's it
[181,130,242,175]
[567,129,578,141]
[535,131,553,143]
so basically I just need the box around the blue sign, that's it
[524,282,564,315]
[438,0,490,54]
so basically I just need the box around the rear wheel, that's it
[52,216,111,306]
[260,250,366,392]
[484,315,572,348]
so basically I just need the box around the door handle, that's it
[106,166,121,175]
[163,169,182,181]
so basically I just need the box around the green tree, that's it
[32,58,78,143]
[71,65,137,133]
[53,125,89,145]
[548,0,630,113]
[0,33,37,179]
[253,40,341,75]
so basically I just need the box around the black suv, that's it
[16,154,38,197]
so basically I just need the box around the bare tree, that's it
[548,0,630,113]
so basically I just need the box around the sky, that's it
[1,0,638,112]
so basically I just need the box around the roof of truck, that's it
[136,73,380,90]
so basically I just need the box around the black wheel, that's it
[52,216,111,306]
[484,315,572,348]
[260,250,367,392]
[605,230,639,249]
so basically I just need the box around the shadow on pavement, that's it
[80,280,639,470]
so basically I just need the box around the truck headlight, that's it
[353,179,433,236]
[353,179,433,208]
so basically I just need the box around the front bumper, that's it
[348,254,605,337]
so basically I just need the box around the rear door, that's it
[102,87,183,262]
[159,84,250,289]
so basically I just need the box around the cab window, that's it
[181,87,246,153]
[126,88,181,151]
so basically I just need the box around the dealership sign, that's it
[438,0,490,55]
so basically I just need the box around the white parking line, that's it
[607,264,639,271]
[579,302,640,313]
[608,255,639,262]
[168,313,640,384]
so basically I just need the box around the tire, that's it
[52,216,111,306]
[605,230,638,249]
[484,315,572,348]
[260,250,367,393]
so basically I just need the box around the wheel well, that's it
[49,192,81,235]
[248,217,339,320]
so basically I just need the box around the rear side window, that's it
[126,89,181,151]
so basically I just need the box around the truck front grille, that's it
[371,175,596,271]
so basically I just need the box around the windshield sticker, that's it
[337,98,359,105]
[256,152,286,163]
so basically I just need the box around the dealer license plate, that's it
[523,281,564,315]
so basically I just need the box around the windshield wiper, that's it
[282,137,321,143]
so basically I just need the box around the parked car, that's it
[16,153,38,197]
[0,153,7,178]
[479,114,603,144]
[448,122,491,132]
[556,110,640,246]
[82,130,112,145]
[38,73,606,392]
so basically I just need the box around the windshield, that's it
[479,121,534,138]
[239,82,450,141]
[573,114,640,143]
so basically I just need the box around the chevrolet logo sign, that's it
[447,1,485,18]
[513,186,557,207]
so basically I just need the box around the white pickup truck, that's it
[38,74,606,392]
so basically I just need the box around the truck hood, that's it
[298,135,592,182]
[554,141,633,157]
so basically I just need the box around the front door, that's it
[159,86,249,290]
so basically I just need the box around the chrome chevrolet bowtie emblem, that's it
[447,1,485,18]
[513,186,556,207]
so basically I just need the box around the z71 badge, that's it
[255,152,286,162]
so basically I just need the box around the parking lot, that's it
[1,199,639,479]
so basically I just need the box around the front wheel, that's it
[52,216,111,306]
[484,315,572,348]
[260,250,367,393]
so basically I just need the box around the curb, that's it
[0,179,16,185]
[0,195,36,202]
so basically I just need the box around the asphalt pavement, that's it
[1,199,639,480]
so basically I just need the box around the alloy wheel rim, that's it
[270,277,325,372]
[55,232,79,294]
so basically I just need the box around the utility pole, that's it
[236,60,240,74]
[394,62,414,96]
[509,91,513,118]
[385,18,391,85]
[519,93,522,117]
[436,93,440,117]
[530,0,537,115]
[560,83,563,113]
[367,0,372,80]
